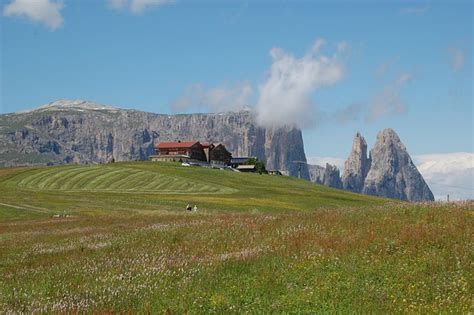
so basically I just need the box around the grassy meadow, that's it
[0,162,472,313]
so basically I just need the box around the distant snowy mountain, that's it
[307,156,345,170]
[35,99,120,112]
[413,152,474,201]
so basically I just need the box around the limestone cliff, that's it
[308,163,342,189]
[308,164,325,184]
[341,132,371,193]
[0,100,309,179]
[323,164,343,189]
[362,129,434,201]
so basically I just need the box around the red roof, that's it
[156,141,199,149]
[201,142,215,148]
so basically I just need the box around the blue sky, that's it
[1,0,472,162]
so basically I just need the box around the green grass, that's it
[0,162,384,216]
[5,165,237,194]
[0,162,472,313]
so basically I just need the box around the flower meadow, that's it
[1,203,472,313]
[0,163,472,312]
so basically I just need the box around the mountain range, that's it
[0,99,309,179]
[307,130,435,201]
[1,99,437,201]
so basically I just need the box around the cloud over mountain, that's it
[413,152,474,201]
[171,83,252,113]
[256,39,345,128]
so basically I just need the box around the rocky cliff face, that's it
[0,100,309,179]
[339,129,434,201]
[308,163,342,189]
[323,164,343,189]
[341,132,371,193]
[362,129,434,201]
[308,164,325,184]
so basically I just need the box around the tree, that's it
[244,157,258,165]
[255,160,266,174]
[245,157,266,174]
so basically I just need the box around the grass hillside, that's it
[0,162,383,219]
[0,162,472,313]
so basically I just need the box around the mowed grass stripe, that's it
[113,172,149,191]
[11,170,41,187]
[5,164,238,194]
[15,168,58,188]
[140,174,170,191]
[117,163,238,193]
[164,177,184,191]
[62,167,137,191]
[17,166,111,190]
[119,171,157,191]
[54,167,102,190]
[22,168,69,189]
[170,177,202,192]
[103,168,140,190]
[107,169,145,190]
[148,176,178,191]
[134,172,216,193]
[64,168,112,190]
[179,181,200,192]
[80,168,127,190]
[47,167,90,189]
[96,168,143,189]
[36,167,88,190]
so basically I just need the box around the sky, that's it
[1,0,473,199]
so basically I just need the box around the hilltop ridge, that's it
[0,99,310,179]
[20,99,121,113]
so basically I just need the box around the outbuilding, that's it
[150,141,207,162]
[236,164,257,172]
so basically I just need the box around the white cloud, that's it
[366,73,411,122]
[107,0,174,14]
[256,39,345,128]
[3,0,64,30]
[413,152,474,201]
[449,47,465,72]
[307,156,345,171]
[171,82,252,113]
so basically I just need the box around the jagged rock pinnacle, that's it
[341,131,371,193]
[362,128,434,201]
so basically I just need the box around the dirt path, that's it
[0,202,49,213]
